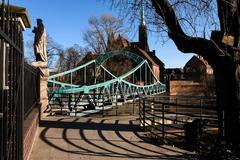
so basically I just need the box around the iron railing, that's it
[0,2,40,160]
[139,95,217,142]
[24,62,40,119]
[0,1,24,159]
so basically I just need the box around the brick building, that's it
[106,8,165,83]
[165,55,215,96]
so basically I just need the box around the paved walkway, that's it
[29,116,202,160]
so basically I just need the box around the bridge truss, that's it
[48,50,166,113]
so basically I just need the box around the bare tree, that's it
[109,0,240,144]
[25,34,63,68]
[65,45,84,70]
[83,14,128,54]
[55,44,87,82]
[46,35,64,67]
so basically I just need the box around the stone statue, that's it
[31,19,49,118]
[32,19,47,62]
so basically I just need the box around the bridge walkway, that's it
[29,116,203,160]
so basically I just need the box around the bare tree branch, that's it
[83,14,128,54]
[151,0,226,68]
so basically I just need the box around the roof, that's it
[184,56,205,70]
[130,43,164,67]
[148,50,165,67]
[107,34,164,68]
[0,4,31,28]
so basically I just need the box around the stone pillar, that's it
[32,61,49,118]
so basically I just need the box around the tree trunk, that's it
[150,0,240,144]
[214,59,240,144]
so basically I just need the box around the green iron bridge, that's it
[48,50,166,115]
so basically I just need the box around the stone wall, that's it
[23,107,39,160]
[169,80,205,96]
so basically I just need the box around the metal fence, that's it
[24,63,39,119]
[0,2,40,160]
[139,95,217,142]
[0,2,25,159]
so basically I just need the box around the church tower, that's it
[139,0,149,51]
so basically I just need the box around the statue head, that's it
[36,18,43,25]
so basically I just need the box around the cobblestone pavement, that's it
[29,115,203,160]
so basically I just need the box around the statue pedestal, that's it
[32,61,49,119]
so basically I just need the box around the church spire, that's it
[138,0,149,51]
[140,0,146,26]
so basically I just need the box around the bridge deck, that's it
[29,116,203,160]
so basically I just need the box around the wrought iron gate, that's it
[0,2,24,160]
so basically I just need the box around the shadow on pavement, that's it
[37,117,203,160]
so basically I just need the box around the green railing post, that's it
[102,94,104,117]
[115,93,118,116]
[93,62,96,105]
[145,62,147,85]
[84,67,86,84]
[132,95,135,115]
[140,65,142,82]
[70,72,72,90]
[103,69,105,82]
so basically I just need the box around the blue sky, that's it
[11,0,194,68]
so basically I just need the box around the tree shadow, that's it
[37,117,203,159]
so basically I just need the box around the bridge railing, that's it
[139,95,217,143]
[48,90,140,116]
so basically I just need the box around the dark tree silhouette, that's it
[151,0,240,144]
[110,0,240,144]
